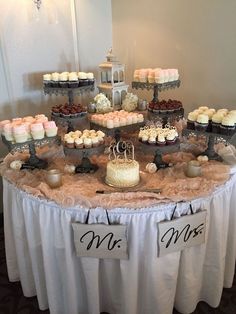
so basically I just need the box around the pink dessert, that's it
[44,121,58,137]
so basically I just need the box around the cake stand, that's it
[132,80,183,125]
[182,128,236,161]
[89,121,146,137]
[1,135,61,169]
[132,80,181,103]
[44,85,95,106]
[51,112,88,133]
[63,144,105,173]
[139,140,180,169]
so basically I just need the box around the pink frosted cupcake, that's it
[0,120,10,135]
[3,123,14,141]
[30,123,45,140]
[13,125,28,143]
[44,121,58,137]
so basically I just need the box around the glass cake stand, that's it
[1,135,61,169]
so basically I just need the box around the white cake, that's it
[106,140,140,188]
[105,159,140,188]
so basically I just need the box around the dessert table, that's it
[2,170,236,314]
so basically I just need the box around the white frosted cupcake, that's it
[187,112,198,130]
[195,114,209,132]
[212,113,224,133]
[220,115,235,136]
[51,72,60,87]
[83,137,92,148]
[13,125,28,143]
[91,136,100,147]
[66,137,75,148]
[43,74,52,87]
[68,72,78,88]
[59,72,68,88]
[75,137,83,149]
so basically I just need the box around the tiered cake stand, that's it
[1,135,61,169]
[132,80,183,124]
[182,128,236,161]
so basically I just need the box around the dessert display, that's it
[138,125,179,146]
[0,114,58,143]
[133,68,179,83]
[51,103,86,118]
[63,130,105,149]
[90,110,144,129]
[121,93,138,112]
[105,140,140,188]
[43,71,95,88]
[187,106,236,135]
[148,99,183,114]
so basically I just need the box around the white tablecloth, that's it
[3,175,236,314]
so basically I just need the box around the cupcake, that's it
[83,137,92,148]
[59,72,68,88]
[51,72,60,87]
[66,137,75,148]
[139,69,148,83]
[13,125,28,143]
[148,70,155,83]
[43,74,52,87]
[30,123,45,140]
[166,131,176,145]
[3,123,14,141]
[157,134,166,146]
[68,72,78,88]
[194,114,209,132]
[220,116,235,136]
[148,135,156,145]
[204,109,215,132]
[133,70,140,82]
[75,137,84,149]
[0,120,10,135]
[44,121,58,137]
[187,112,198,130]
[87,72,95,85]
[78,72,88,86]
[211,113,224,133]
[91,136,100,147]
[141,134,149,144]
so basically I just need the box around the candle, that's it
[46,169,62,188]
[186,160,202,178]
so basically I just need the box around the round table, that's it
[3,174,236,314]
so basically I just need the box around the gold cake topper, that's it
[108,140,135,162]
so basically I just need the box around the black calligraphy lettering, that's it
[80,231,122,251]
[161,223,205,248]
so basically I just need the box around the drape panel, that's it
[3,175,236,314]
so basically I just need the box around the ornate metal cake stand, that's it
[90,121,146,137]
[51,113,88,133]
[44,85,95,105]
[139,140,180,169]
[182,128,235,161]
[132,80,181,103]
[63,144,105,173]
[1,135,61,169]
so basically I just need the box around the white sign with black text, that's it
[72,223,128,260]
[158,211,207,257]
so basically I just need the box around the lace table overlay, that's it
[0,145,230,209]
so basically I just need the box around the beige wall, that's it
[112,0,236,113]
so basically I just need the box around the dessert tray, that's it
[1,135,61,169]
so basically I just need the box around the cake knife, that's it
[96,188,161,194]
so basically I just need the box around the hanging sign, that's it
[72,223,128,260]
[158,211,207,257]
